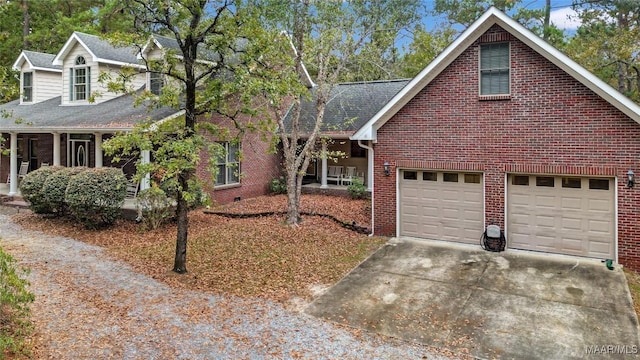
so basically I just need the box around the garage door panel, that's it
[561,197,583,210]
[588,198,612,212]
[400,170,483,244]
[507,174,614,259]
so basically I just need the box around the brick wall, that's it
[196,113,281,205]
[374,25,640,270]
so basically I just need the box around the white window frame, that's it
[149,71,164,95]
[22,72,33,102]
[215,142,240,186]
[479,42,510,96]
[71,56,90,101]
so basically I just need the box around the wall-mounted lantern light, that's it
[383,161,390,176]
[628,170,635,188]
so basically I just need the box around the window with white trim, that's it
[149,71,164,95]
[480,43,509,95]
[71,56,90,101]
[22,72,32,102]
[215,142,240,186]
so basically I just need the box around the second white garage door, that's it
[399,170,484,244]
[507,174,615,259]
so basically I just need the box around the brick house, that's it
[352,7,640,270]
[0,32,281,205]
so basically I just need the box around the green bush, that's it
[269,176,287,194]
[65,167,127,229]
[347,178,367,199]
[41,167,86,216]
[136,186,174,230]
[19,166,63,214]
[0,244,34,358]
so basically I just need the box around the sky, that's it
[420,0,583,31]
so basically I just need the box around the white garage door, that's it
[399,170,484,244]
[507,174,615,258]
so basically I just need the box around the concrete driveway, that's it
[305,238,640,359]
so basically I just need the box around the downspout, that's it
[357,139,374,236]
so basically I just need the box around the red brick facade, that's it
[196,114,281,205]
[373,25,640,271]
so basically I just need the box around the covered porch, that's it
[304,138,373,192]
[1,131,151,196]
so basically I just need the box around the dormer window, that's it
[71,55,90,101]
[149,71,164,95]
[22,72,32,102]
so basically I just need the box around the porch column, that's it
[94,133,103,168]
[8,132,17,196]
[52,132,61,166]
[140,150,150,191]
[366,140,373,191]
[320,141,328,189]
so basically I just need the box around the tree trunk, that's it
[173,176,189,273]
[543,0,551,40]
[286,166,300,224]
[21,0,29,49]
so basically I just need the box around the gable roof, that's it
[12,50,62,72]
[52,32,143,68]
[0,88,178,132]
[352,6,640,141]
[283,79,409,137]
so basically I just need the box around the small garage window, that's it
[536,176,554,187]
[562,177,581,189]
[589,178,609,190]
[422,172,437,181]
[464,174,481,184]
[512,175,529,186]
[403,171,418,180]
[443,173,459,182]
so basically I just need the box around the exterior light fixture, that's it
[628,170,635,188]
[383,161,390,176]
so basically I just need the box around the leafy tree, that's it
[254,0,420,225]
[103,0,267,273]
[433,0,519,27]
[397,25,457,78]
[565,0,640,102]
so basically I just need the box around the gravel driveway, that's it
[0,211,452,359]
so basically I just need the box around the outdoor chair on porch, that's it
[340,166,357,186]
[6,161,29,185]
[327,165,343,185]
[126,180,139,199]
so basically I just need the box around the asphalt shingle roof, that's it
[75,32,140,64]
[0,90,179,132]
[284,79,410,134]
[22,51,61,70]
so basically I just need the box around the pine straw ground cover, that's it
[13,194,382,304]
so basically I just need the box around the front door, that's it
[69,139,90,167]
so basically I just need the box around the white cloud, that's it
[550,7,581,30]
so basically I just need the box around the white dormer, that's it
[53,32,147,105]
[12,50,62,104]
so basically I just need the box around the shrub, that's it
[41,167,86,216]
[347,178,367,199]
[269,176,287,194]
[65,167,127,229]
[0,244,34,358]
[19,166,63,214]
[136,186,174,230]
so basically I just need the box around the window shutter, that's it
[69,70,73,101]
[87,66,91,99]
